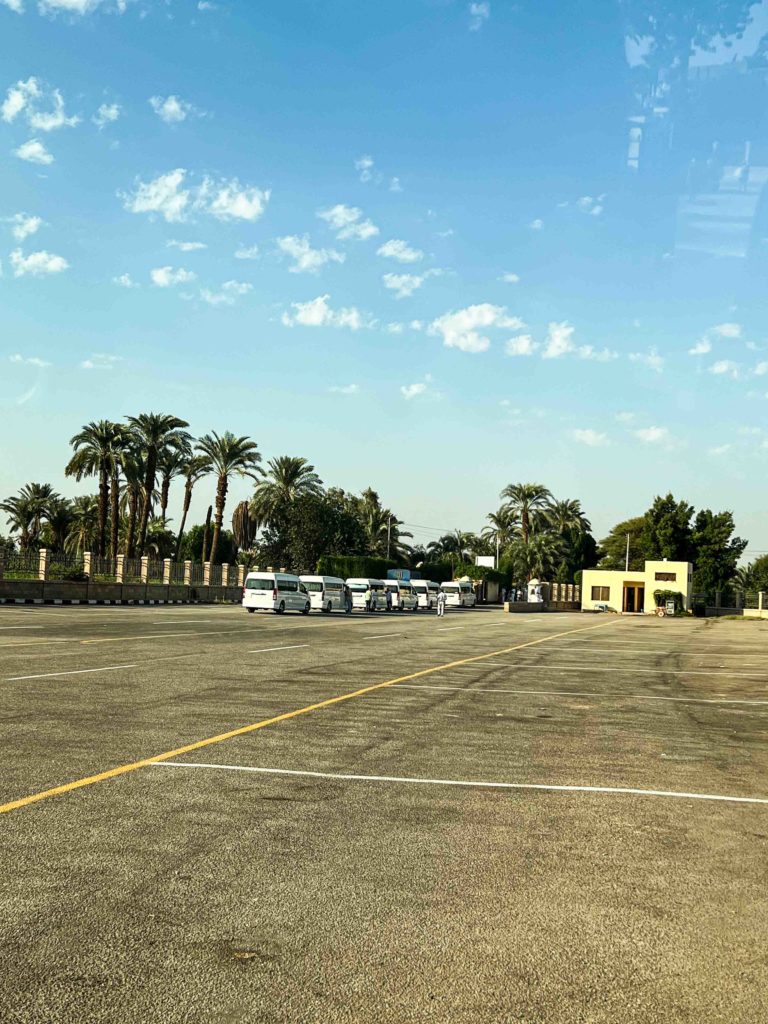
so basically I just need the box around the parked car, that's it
[242,572,311,614]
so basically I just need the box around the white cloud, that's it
[317,203,378,241]
[234,243,259,260]
[401,374,433,400]
[753,361,768,377]
[0,0,24,13]
[167,239,206,252]
[329,384,359,395]
[689,337,711,355]
[121,168,189,221]
[576,195,604,216]
[282,294,366,330]
[629,347,664,373]
[389,177,402,193]
[113,273,137,287]
[542,321,575,359]
[276,234,345,273]
[121,169,270,224]
[710,322,741,339]
[10,248,67,276]
[708,444,731,456]
[40,0,116,11]
[709,359,740,379]
[93,102,120,128]
[382,271,441,299]
[499,272,520,283]
[468,1,490,31]
[7,213,42,241]
[578,345,618,362]
[355,154,374,182]
[505,334,536,356]
[634,426,668,444]
[149,95,199,125]
[428,303,524,354]
[2,78,78,131]
[615,411,635,423]
[80,353,122,371]
[377,238,424,263]
[199,280,252,306]
[9,353,51,368]
[572,428,608,447]
[150,266,196,287]
[14,139,54,165]
[386,322,404,334]
[529,218,544,230]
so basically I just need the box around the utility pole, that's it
[386,516,392,561]
[496,535,500,569]
[625,532,630,572]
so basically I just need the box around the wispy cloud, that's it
[428,303,524,353]
[113,273,137,288]
[355,154,374,182]
[282,294,368,330]
[689,337,711,356]
[317,203,379,241]
[329,383,359,395]
[629,347,664,373]
[150,266,196,287]
[542,321,575,359]
[167,239,207,252]
[6,213,42,241]
[199,280,252,306]
[710,322,741,339]
[14,139,54,165]
[120,169,270,224]
[276,234,345,273]
[401,374,433,400]
[709,359,740,379]
[2,77,79,131]
[708,444,731,456]
[578,345,618,362]
[499,272,520,283]
[93,102,120,129]
[634,426,668,444]
[80,353,122,371]
[10,248,67,276]
[9,353,51,368]
[377,239,424,263]
[575,195,604,216]
[382,270,442,299]
[529,218,544,230]
[235,244,259,260]
[468,2,490,31]
[572,428,608,447]
[505,334,536,356]
[149,95,202,125]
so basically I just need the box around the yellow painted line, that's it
[0,619,622,816]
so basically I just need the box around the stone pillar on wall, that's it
[38,548,49,581]
[183,561,192,585]
[0,549,5,580]
[574,585,581,604]
[83,551,92,579]
[759,592,765,611]
[115,555,125,583]
[163,559,172,585]
[237,564,246,587]
[203,562,211,586]
[221,563,230,587]
[140,556,149,584]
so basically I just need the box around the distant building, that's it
[581,560,693,614]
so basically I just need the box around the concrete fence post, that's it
[140,556,149,584]
[183,561,192,585]
[115,554,125,583]
[38,548,49,581]
[575,584,581,604]
[237,564,246,587]
[267,566,273,573]
[203,562,211,586]
[0,549,5,580]
[759,591,765,612]
[83,551,92,578]
[163,559,172,585]
[221,563,230,587]
[279,566,287,573]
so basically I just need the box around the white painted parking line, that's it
[0,626,38,630]
[151,762,768,806]
[397,683,768,707]
[247,644,310,654]
[6,664,138,682]
[363,633,404,640]
[489,661,768,680]
[437,627,463,632]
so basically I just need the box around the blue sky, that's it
[2,0,768,556]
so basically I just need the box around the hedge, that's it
[316,554,397,579]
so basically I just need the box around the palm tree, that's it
[196,432,262,563]
[507,532,565,583]
[427,529,475,568]
[482,506,517,549]
[65,495,100,555]
[545,498,591,536]
[250,455,323,527]
[1,483,60,550]
[157,446,190,525]
[500,483,552,545]
[119,448,146,559]
[66,420,125,557]
[126,413,191,557]
[175,454,212,558]
[732,565,755,595]
[40,497,73,553]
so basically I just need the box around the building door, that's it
[623,584,645,613]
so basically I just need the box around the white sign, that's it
[475,556,495,568]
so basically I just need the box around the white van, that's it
[384,579,419,612]
[346,577,387,612]
[243,572,311,614]
[442,580,477,608]
[412,579,439,610]
[300,575,348,613]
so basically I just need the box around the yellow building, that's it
[581,560,693,614]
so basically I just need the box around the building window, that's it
[655,572,677,582]
[591,586,610,601]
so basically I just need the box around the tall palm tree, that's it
[175,454,212,558]
[500,483,552,546]
[157,446,189,525]
[545,498,591,536]
[196,432,262,564]
[482,506,517,549]
[507,532,565,583]
[250,455,323,527]
[126,413,191,557]
[0,483,60,550]
[66,420,125,557]
[119,448,146,559]
[65,495,100,555]
[40,497,73,553]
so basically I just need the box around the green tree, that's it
[174,454,211,559]
[499,483,552,545]
[65,495,100,555]
[597,516,649,570]
[690,509,747,593]
[157,445,191,525]
[127,413,191,557]
[0,483,60,551]
[40,497,73,553]
[641,493,695,561]
[746,554,768,592]
[178,523,237,564]
[196,431,262,564]
[251,455,324,527]
[65,421,125,556]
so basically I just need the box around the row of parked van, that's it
[241,572,478,614]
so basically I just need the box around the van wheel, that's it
[247,607,255,614]
[276,601,285,614]
[412,604,419,612]
[327,601,333,614]
[302,602,311,615]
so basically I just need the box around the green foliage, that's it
[641,494,695,561]
[316,553,396,579]
[653,589,685,614]
[598,516,649,570]
[691,510,747,592]
[415,561,453,583]
[179,524,237,563]
[452,562,506,584]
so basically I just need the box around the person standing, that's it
[344,584,353,614]
[364,585,372,613]
[437,588,447,617]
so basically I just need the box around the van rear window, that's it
[246,578,273,590]
[303,582,324,592]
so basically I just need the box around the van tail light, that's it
[273,588,278,601]
[242,588,246,599]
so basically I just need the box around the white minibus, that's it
[442,580,477,608]
[384,579,419,612]
[299,575,349,613]
[412,580,439,610]
[346,577,387,611]
[243,572,311,614]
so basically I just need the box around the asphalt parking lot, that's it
[1,603,767,1023]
